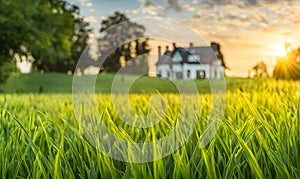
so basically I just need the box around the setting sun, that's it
[271,45,287,57]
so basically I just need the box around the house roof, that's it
[156,50,179,65]
[189,47,218,63]
[156,46,218,65]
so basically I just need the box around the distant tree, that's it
[97,12,150,72]
[252,61,269,77]
[273,47,300,80]
[139,38,151,55]
[210,42,228,69]
[68,5,92,73]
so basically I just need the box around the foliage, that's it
[250,61,269,77]
[0,60,16,85]
[0,79,299,178]
[0,0,90,82]
[97,12,150,72]
[68,6,91,73]
[273,47,300,80]
[211,42,228,69]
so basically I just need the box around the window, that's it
[173,52,182,62]
[176,72,183,79]
[188,54,200,62]
[187,70,190,78]
[157,70,162,77]
[215,70,217,78]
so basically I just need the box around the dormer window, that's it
[190,49,196,53]
[173,52,182,62]
[188,54,200,62]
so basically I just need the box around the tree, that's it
[31,0,75,72]
[67,4,91,73]
[0,0,90,83]
[210,42,228,69]
[97,12,150,72]
[31,1,90,73]
[0,0,34,83]
[0,60,16,84]
[251,61,269,77]
[273,47,300,80]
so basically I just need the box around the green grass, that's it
[2,72,255,94]
[0,76,300,178]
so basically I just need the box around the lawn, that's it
[0,74,299,178]
[2,72,255,94]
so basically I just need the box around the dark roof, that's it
[156,46,218,65]
[189,47,218,63]
[156,50,178,65]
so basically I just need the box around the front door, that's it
[196,70,206,79]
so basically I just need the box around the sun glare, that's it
[271,46,287,57]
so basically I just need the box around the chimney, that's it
[166,46,169,51]
[173,43,176,50]
[158,46,161,59]
[210,42,218,51]
[189,42,194,49]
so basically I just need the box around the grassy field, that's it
[0,74,300,178]
[2,72,250,94]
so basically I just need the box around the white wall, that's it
[183,64,211,79]
[157,64,183,79]
[211,60,225,79]
[157,63,224,80]
[157,65,169,79]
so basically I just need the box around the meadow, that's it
[2,72,246,94]
[0,74,299,178]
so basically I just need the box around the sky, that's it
[68,0,300,77]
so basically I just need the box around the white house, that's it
[156,43,224,80]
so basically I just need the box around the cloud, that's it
[76,0,93,7]
[144,1,157,9]
[183,4,196,12]
[85,2,92,7]
[281,31,292,36]
[84,16,97,23]
[193,1,300,30]
[125,8,141,15]
[166,0,182,11]
[140,0,182,12]
[130,9,139,14]
[239,43,264,48]
[137,0,167,16]
[245,0,258,6]
[192,0,198,4]
[197,0,300,8]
